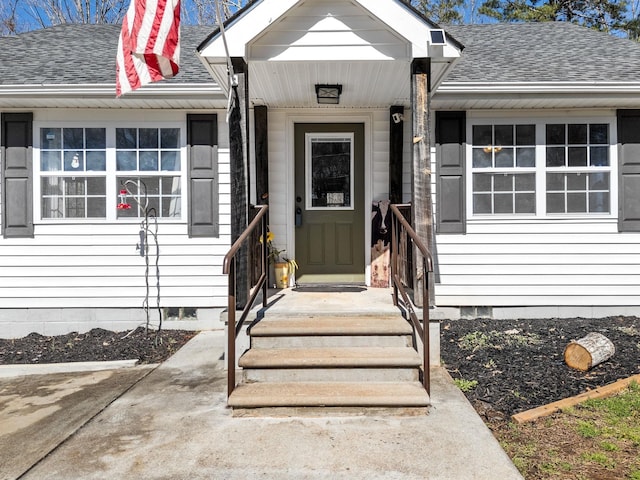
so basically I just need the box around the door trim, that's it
[285,112,374,286]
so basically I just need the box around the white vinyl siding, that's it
[247,1,409,62]
[435,220,640,306]
[0,109,230,311]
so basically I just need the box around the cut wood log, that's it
[564,332,615,371]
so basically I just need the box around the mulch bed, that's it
[2,317,639,423]
[440,316,640,419]
[0,328,196,365]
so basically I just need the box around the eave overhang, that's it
[0,83,227,109]
[432,82,640,110]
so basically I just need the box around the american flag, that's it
[116,0,181,97]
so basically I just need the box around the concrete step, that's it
[251,334,411,348]
[248,315,413,337]
[228,381,430,408]
[243,366,419,383]
[238,347,422,369]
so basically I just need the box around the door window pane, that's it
[307,136,353,209]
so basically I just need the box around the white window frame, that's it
[466,113,618,220]
[34,121,187,223]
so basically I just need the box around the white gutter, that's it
[437,81,640,94]
[0,83,225,98]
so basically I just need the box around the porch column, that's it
[411,58,435,307]
[389,106,404,204]
[255,105,269,205]
[230,58,250,306]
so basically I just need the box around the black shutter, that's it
[187,114,219,238]
[1,113,34,238]
[435,111,466,234]
[617,110,640,232]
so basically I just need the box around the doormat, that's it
[293,285,366,293]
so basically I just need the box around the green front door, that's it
[294,123,365,284]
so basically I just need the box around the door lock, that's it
[295,207,302,227]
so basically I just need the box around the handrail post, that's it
[262,213,268,307]
[227,259,236,398]
[389,203,433,397]
[423,264,430,396]
[223,204,269,402]
[391,214,398,306]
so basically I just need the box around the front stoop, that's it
[228,315,430,411]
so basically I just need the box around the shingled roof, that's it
[0,23,214,85]
[445,22,640,83]
[1,21,640,87]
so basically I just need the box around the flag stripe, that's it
[116,0,180,97]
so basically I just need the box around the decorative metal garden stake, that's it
[119,180,162,336]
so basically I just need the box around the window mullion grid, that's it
[535,121,546,218]
[106,128,118,222]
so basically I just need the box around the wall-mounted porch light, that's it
[315,84,342,104]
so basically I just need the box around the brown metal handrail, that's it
[222,204,269,398]
[390,203,434,395]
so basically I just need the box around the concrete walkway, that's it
[2,330,523,480]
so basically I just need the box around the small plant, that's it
[577,420,600,438]
[454,378,478,392]
[458,331,490,351]
[457,330,541,351]
[540,459,573,474]
[617,326,639,336]
[581,451,615,469]
[260,230,298,271]
[510,390,526,400]
[483,358,497,369]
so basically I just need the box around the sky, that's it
[5,0,639,38]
